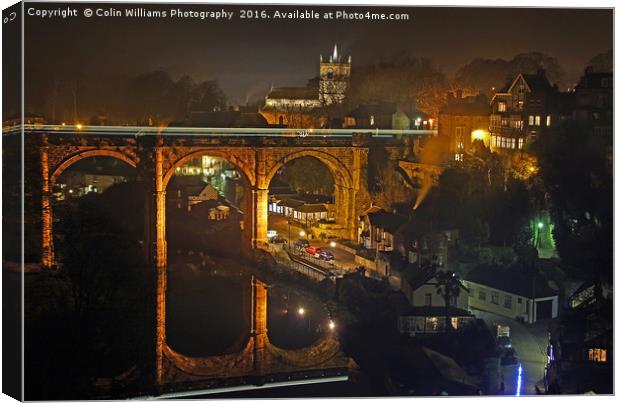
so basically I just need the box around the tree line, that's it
[25,49,611,125]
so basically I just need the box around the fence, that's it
[269,244,346,282]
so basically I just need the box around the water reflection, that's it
[166,258,249,357]
[166,251,331,357]
[267,285,328,349]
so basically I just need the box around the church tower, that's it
[319,44,351,105]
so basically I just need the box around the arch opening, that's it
[50,149,137,186]
[164,153,252,358]
[266,151,354,240]
[265,150,356,279]
[49,155,145,379]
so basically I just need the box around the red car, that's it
[305,246,322,256]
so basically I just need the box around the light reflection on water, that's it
[515,364,523,396]
[165,257,330,357]
[267,285,328,349]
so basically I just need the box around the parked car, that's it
[305,246,322,256]
[270,236,287,244]
[497,335,513,349]
[501,348,519,366]
[294,239,310,249]
[319,250,334,261]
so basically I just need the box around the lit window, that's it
[457,141,464,150]
[455,153,463,161]
[588,348,607,362]
[528,115,534,125]
[546,115,551,127]
[491,115,501,128]
[498,102,506,112]
[518,138,524,149]
[370,115,375,126]
[451,317,459,329]
[535,116,541,126]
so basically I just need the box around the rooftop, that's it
[465,264,558,299]
[266,86,318,100]
[296,204,328,213]
[401,306,474,317]
[366,210,406,234]
[187,111,269,128]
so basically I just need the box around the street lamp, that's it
[330,241,336,248]
[299,231,306,237]
[298,307,305,316]
[537,222,544,229]
[328,320,336,330]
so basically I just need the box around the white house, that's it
[463,264,559,324]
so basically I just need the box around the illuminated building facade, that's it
[259,45,351,127]
[438,91,490,161]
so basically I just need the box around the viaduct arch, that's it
[35,129,386,390]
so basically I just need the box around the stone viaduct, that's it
[21,125,432,392]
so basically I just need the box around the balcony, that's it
[489,126,524,137]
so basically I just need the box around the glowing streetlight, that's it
[298,307,305,316]
[329,241,336,248]
[471,129,487,140]
[537,222,544,229]
[75,123,83,130]
[328,320,336,330]
[299,231,306,237]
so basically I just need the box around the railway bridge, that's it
[8,124,434,393]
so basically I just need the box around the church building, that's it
[259,45,351,128]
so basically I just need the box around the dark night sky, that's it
[24,3,612,106]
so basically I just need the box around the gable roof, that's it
[405,264,438,290]
[575,71,612,90]
[366,210,406,234]
[296,204,328,213]
[277,198,305,208]
[508,71,553,94]
[465,264,558,299]
[194,183,219,200]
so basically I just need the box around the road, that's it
[472,309,550,395]
[267,214,357,270]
